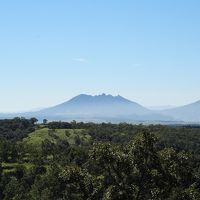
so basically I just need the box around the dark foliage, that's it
[0,117,37,140]
[1,119,200,199]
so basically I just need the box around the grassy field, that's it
[22,128,91,149]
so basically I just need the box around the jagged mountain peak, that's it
[66,93,134,105]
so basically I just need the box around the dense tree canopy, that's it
[0,119,200,199]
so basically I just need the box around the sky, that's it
[0,0,200,112]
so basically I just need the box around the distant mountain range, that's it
[0,94,200,123]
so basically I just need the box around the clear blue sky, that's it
[0,0,200,112]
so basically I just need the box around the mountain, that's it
[160,100,200,122]
[0,94,171,122]
[2,94,200,123]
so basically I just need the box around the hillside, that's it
[22,128,91,149]
[161,100,200,122]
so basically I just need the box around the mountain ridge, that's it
[0,94,200,123]
[161,100,200,122]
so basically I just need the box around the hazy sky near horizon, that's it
[0,0,200,112]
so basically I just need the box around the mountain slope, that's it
[40,94,150,115]
[160,100,200,122]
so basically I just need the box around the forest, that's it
[1,118,200,199]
